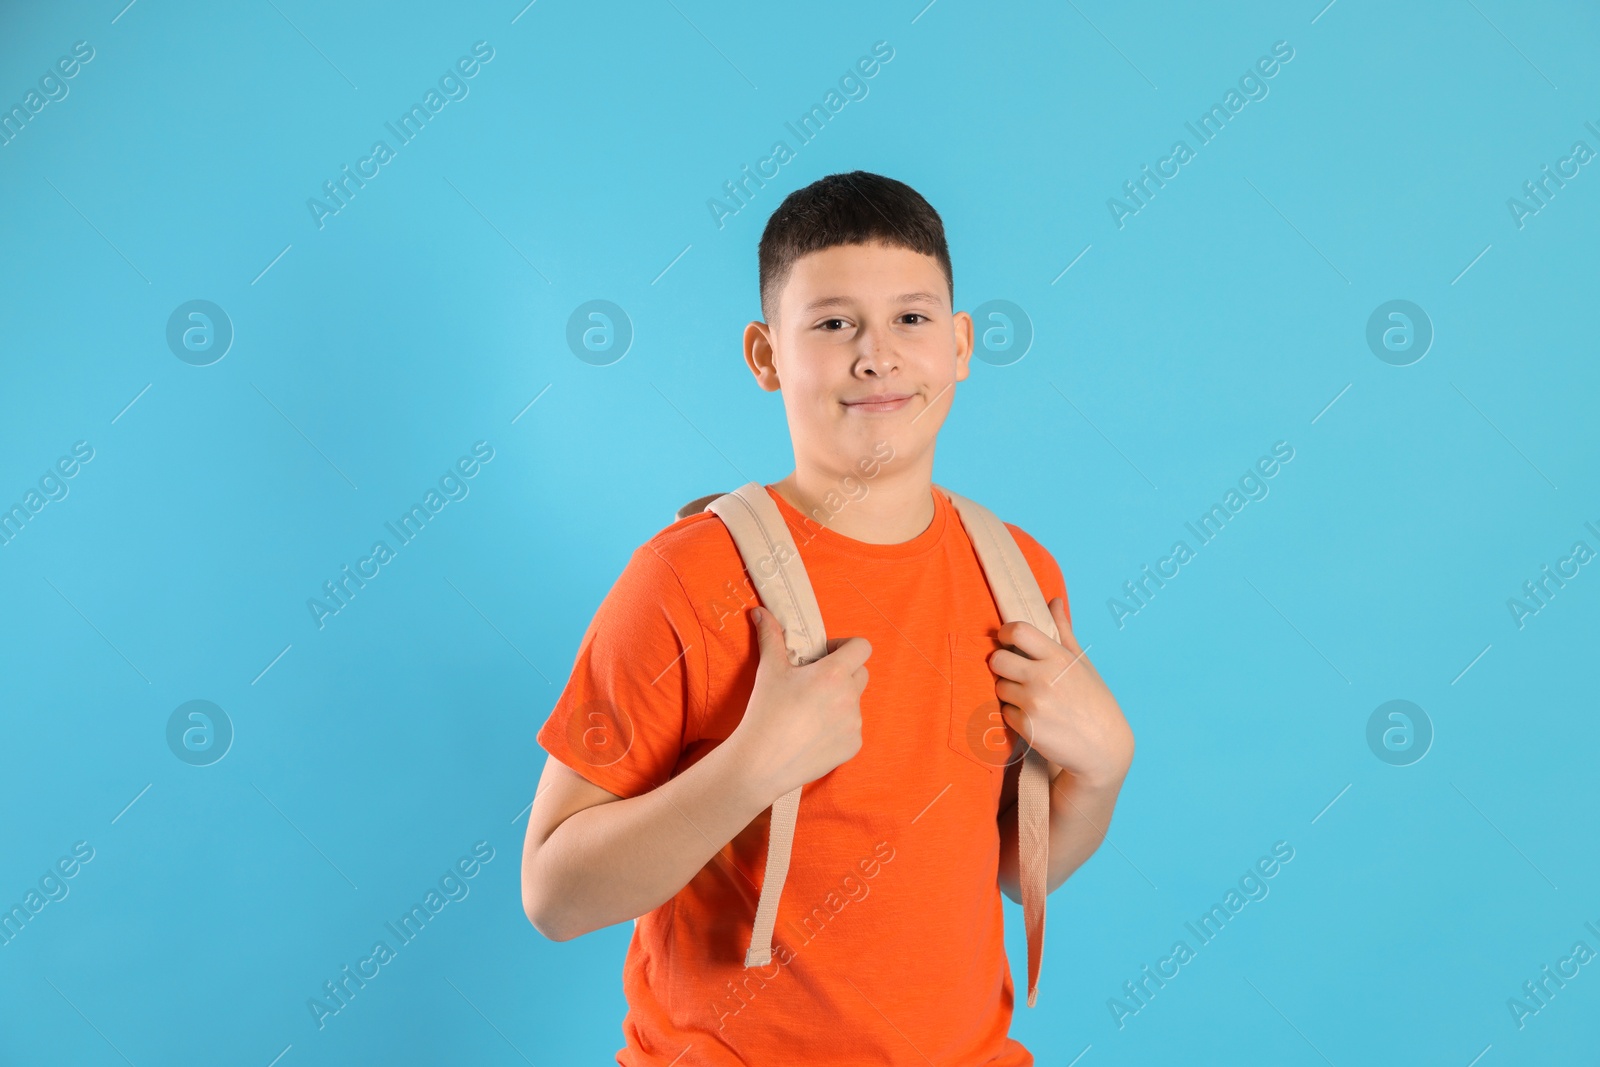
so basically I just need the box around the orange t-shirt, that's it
[536,484,1071,1066]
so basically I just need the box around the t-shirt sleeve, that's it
[535,541,706,799]
[1006,523,1072,630]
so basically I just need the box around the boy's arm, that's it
[990,580,1135,902]
[996,759,1127,902]
[521,732,781,941]
[522,605,872,942]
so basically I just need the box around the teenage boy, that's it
[522,171,1134,1065]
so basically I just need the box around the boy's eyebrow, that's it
[801,291,945,312]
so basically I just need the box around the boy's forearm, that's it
[530,737,779,941]
[998,763,1125,902]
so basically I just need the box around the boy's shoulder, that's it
[626,507,745,595]
[995,519,1071,612]
[1003,518,1064,568]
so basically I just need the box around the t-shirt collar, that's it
[763,482,949,561]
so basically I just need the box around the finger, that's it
[1048,597,1080,653]
[995,618,1059,662]
[751,606,789,661]
[997,701,1038,747]
[994,677,1024,706]
[989,646,1046,684]
[823,635,873,671]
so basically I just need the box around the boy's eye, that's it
[814,313,929,330]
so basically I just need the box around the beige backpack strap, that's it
[937,484,1055,1008]
[704,482,829,968]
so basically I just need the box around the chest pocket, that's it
[947,633,1024,772]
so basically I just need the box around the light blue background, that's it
[2,0,1597,1063]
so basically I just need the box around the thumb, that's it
[998,701,1037,748]
[751,606,788,661]
[1049,596,1078,651]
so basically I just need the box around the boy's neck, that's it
[771,459,937,546]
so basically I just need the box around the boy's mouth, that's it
[841,391,914,413]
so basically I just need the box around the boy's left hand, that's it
[991,597,1134,789]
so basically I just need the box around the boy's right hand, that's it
[732,605,871,800]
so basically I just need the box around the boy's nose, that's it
[854,340,899,377]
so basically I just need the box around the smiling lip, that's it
[842,392,914,413]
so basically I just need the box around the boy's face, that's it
[744,241,974,480]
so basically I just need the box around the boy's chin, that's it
[814,427,919,475]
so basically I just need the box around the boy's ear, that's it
[744,320,781,392]
[953,309,975,383]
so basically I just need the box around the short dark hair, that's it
[757,171,953,324]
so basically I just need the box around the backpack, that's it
[682,481,1056,1008]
